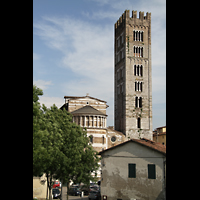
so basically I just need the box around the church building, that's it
[60,94,126,180]
[60,94,126,152]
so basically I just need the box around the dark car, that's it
[80,185,98,195]
[68,187,81,196]
[80,185,90,195]
[88,190,101,200]
[52,188,61,199]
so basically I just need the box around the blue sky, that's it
[33,0,166,130]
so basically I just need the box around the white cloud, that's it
[33,80,53,90]
[33,53,41,60]
[34,16,114,99]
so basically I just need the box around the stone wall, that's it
[114,10,152,140]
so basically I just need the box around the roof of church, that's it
[64,95,107,103]
[99,138,166,155]
[71,105,107,116]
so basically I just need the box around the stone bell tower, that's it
[114,10,152,140]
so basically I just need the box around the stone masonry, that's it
[114,10,152,140]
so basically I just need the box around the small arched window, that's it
[137,118,141,128]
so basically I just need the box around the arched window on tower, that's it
[135,96,138,107]
[137,118,141,128]
[139,97,142,108]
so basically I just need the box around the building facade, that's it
[114,10,152,140]
[153,126,166,145]
[99,139,166,200]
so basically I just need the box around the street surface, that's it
[62,186,88,200]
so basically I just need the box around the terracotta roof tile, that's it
[99,137,166,155]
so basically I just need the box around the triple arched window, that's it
[133,46,143,57]
[133,31,143,42]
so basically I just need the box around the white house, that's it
[99,138,166,200]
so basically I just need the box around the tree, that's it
[33,85,100,200]
[33,85,47,176]
[48,106,100,200]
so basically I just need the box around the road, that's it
[62,186,88,200]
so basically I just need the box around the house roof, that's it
[156,125,166,129]
[153,132,166,136]
[99,138,166,155]
[107,127,125,136]
[71,105,107,116]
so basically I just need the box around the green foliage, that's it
[33,85,100,200]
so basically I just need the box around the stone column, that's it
[97,116,99,128]
[134,31,136,41]
[84,116,86,127]
[80,116,82,127]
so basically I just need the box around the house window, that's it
[137,118,141,128]
[128,163,136,178]
[148,164,156,179]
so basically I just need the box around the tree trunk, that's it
[66,181,70,200]
[49,175,52,200]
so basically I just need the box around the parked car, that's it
[81,185,98,195]
[53,181,60,188]
[90,186,99,191]
[52,188,61,199]
[88,190,101,200]
[80,185,90,195]
[68,186,81,196]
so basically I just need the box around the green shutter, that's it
[128,163,136,178]
[148,164,156,179]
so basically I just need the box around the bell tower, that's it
[114,10,152,140]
